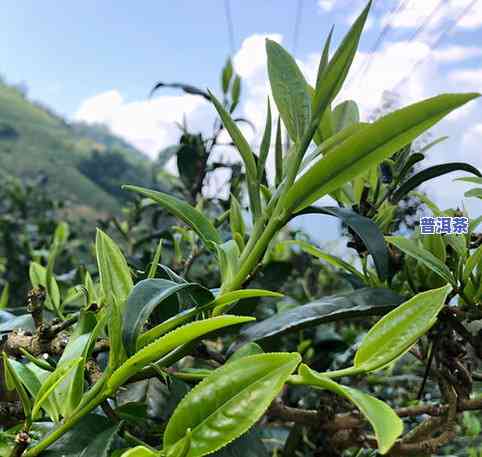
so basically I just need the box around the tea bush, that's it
[1,2,481,456]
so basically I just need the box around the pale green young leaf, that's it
[2,352,32,419]
[120,447,158,457]
[282,240,363,280]
[354,284,451,372]
[124,186,221,250]
[164,353,301,457]
[215,240,241,288]
[464,244,482,283]
[108,315,254,391]
[96,229,134,308]
[285,93,480,212]
[221,57,233,94]
[230,75,241,112]
[266,39,311,142]
[312,2,371,119]
[332,100,359,133]
[148,239,163,279]
[275,117,283,187]
[212,289,283,316]
[0,283,9,309]
[29,261,60,312]
[32,357,82,419]
[299,365,403,454]
[257,98,272,181]
[386,236,456,285]
[229,194,245,249]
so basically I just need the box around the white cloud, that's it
[382,0,482,30]
[74,90,207,158]
[317,0,336,12]
[449,68,482,89]
[433,46,482,62]
[73,27,482,217]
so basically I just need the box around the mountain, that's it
[0,81,153,217]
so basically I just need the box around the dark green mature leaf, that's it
[164,353,301,457]
[392,162,481,203]
[122,279,213,355]
[150,81,210,100]
[284,93,480,212]
[0,313,34,333]
[266,40,311,142]
[108,316,254,391]
[292,206,389,280]
[299,365,402,454]
[354,284,451,372]
[96,229,133,308]
[31,414,117,457]
[386,237,456,285]
[235,288,403,346]
[211,428,269,457]
[123,186,221,250]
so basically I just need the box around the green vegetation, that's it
[0,81,151,215]
[1,2,482,456]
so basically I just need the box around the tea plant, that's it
[1,2,481,456]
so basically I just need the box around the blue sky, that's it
[2,0,482,237]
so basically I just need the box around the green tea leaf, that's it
[222,58,233,94]
[124,186,221,250]
[212,289,283,316]
[235,288,403,347]
[464,244,482,283]
[258,98,272,181]
[392,162,481,203]
[164,353,301,457]
[108,315,254,391]
[285,93,480,212]
[0,283,9,309]
[96,229,133,308]
[332,100,359,133]
[148,239,164,279]
[123,278,213,355]
[292,206,389,280]
[2,352,32,419]
[29,261,60,312]
[266,40,311,142]
[209,92,260,218]
[230,75,241,112]
[275,118,283,186]
[282,240,363,279]
[32,357,82,418]
[386,236,456,285]
[354,284,451,372]
[215,240,241,287]
[312,2,371,118]
[120,447,158,457]
[299,364,403,454]
[229,194,245,248]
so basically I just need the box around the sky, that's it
[2,0,482,241]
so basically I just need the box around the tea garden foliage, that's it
[1,2,482,456]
